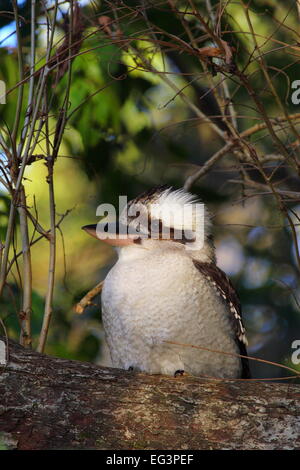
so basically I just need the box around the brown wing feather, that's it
[193,260,251,379]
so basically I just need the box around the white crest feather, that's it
[150,187,206,233]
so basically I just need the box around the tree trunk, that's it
[0,337,299,450]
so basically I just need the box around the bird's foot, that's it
[174,369,189,378]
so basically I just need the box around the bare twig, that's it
[184,113,300,190]
[17,187,32,348]
[165,341,300,378]
[75,281,104,315]
[37,1,75,353]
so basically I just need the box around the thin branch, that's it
[17,187,32,348]
[11,0,25,143]
[37,0,74,353]
[165,341,300,378]
[184,113,300,190]
[75,281,104,314]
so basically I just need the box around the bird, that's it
[83,186,250,379]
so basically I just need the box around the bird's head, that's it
[82,186,215,262]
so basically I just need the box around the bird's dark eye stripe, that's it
[127,214,138,221]
[125,212,196,244]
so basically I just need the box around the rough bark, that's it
[0,337,299,450]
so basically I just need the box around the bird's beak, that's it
[82,222,138,246]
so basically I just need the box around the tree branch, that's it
[0,338,299,450]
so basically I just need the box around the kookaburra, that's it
[83,186,250,379]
